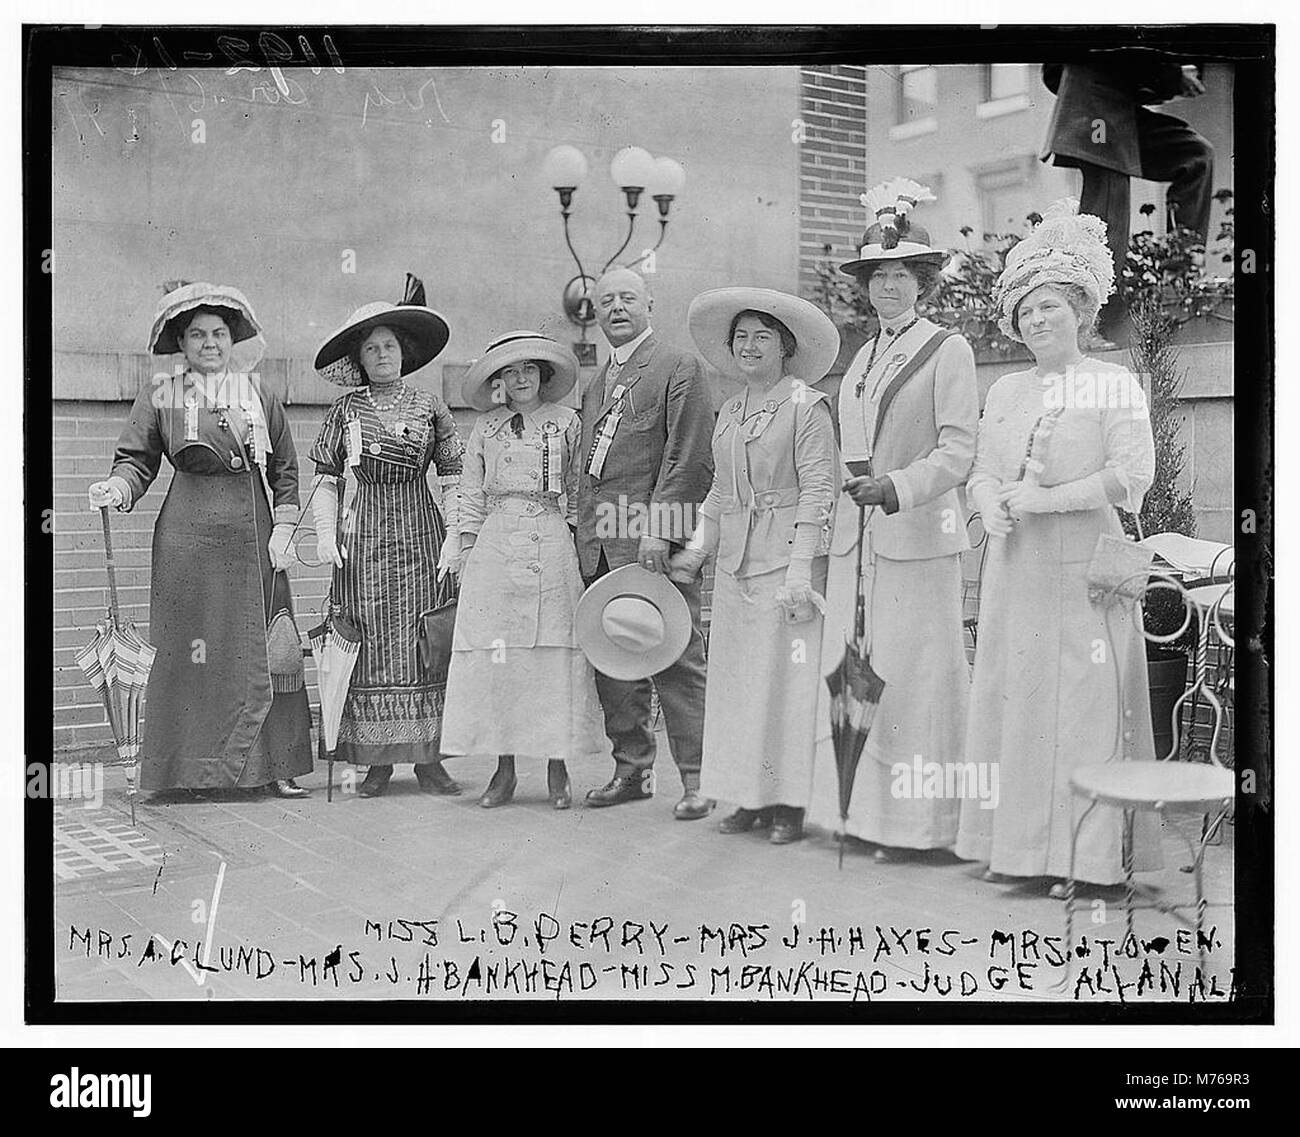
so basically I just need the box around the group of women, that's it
[88,181,1158,897]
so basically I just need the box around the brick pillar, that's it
[798,65,869,300]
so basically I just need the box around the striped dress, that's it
[309,387,463,766]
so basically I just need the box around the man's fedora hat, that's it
[575,565,692,681]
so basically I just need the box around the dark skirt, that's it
[141,469,313,790]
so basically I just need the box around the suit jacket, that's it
[1041,58,1196,178]
[576,332,715,576]
[833,319,977,562]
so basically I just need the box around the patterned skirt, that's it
[331,478,454,766]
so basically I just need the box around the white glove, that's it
[268,523,295,571]
[970,480,1012,538]
[311,476,345,569]
[436,477,463,580]
[774,556,824,624]
[88,477,129,511]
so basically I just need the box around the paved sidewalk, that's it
[52,752,1236,1006]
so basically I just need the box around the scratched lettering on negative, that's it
[62,913,1237,1003]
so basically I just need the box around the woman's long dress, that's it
[439,403,606,761]
[109,372,313,790]
[309,387,463,766]
[696,378,837,810]
[954,359,1161,884]
[807,320,978,848]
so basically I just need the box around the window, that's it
[974,156,1039,238]
[898,65,937,125]
[985,63,1028,103]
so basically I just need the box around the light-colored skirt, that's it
[809,529,970,848]
[953,509,1162,884]
[440,506,606,762]
[699,560,828,810]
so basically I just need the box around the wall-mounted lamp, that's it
[543,144,686,330]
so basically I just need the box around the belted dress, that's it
[107,371,313,790]
[696,378,837,811]
[439,403,607,762]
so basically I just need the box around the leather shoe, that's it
[269,779,310,799]
[478,774,517,809]
[718,807,772,834]
[585,774,651,808]
[357,766,392,798]
[769,807,804,845]
[414,763,463,796]
[673,791,715,821]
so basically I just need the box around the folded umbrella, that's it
[824,504,887,869]
[307,610,361,803]
[75,507,156,826]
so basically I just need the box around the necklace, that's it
[855,315,920,396]
[365,382,407,412]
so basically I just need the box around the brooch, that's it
[541,420,560,436]
[764,398,779,413]
[369,442,383,456]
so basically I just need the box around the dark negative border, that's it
[23,22,1275,1026]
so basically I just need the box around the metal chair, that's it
[1060,570,1234,978]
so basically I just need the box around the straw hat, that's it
[993,198,1115,343]
[574,565,692,681]
[687,288,840,384]
[147,281,263,355]
[839,177,947,275]
[461,331,579,413]
[314,274,450,386]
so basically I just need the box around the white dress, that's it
[440,403,607,762]
[953,359,1162,883]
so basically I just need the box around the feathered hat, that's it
[840,177,945,275]
[993,198,1115,342]
[314,274,451,386]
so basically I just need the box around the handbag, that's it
[267,595,306,693]
[1087,513,1153,602]
[417,599,458,683]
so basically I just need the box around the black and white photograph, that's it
[15,11,1281,1058]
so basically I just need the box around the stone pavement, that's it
[52,750,1236,1007]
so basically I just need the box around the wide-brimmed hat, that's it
[840,177,947,276]
[314,274,450,386]
[993,198,1115,343]
[688,288,840,384]
[575,565,692,681]
[147,281,263,355]
[461,331,580,413]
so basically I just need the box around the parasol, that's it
[307,611,362,803]
[824,503,887,868]
[74,507,156,826]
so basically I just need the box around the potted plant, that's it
[1122,296,1200,758]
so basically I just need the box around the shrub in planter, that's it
[1123,297,1200,757]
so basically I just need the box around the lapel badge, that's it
[763,398,779,414]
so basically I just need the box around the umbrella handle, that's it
[100,506,122,629]
[853,505,867,643]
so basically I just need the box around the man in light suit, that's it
[577,266,715,820]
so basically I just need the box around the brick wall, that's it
[797,65,869,301]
